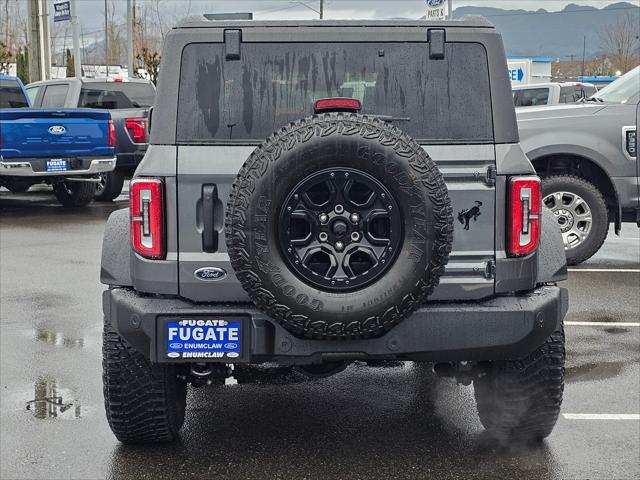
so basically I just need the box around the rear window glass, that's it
[559,86,596,103]
[513,88,549,107]
[0,79,29,108]
[78,82,155,109]
[41,84,69,108]
[177,42,493,144]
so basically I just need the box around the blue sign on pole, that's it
[53,1,71,22]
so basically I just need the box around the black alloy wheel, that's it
[279,168,402,292]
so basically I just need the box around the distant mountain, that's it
[451,2,640,59]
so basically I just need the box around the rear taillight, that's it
[130,178,165,259]
[125,117,149,144]
[108,119,116,147]
[508,176,541,257]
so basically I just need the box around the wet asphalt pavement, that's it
[1,187,639,480]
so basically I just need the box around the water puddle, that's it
[34,324,85,349]
[25,376,82,419]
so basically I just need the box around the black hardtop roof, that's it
[175,16,494,30]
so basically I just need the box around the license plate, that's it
[165,319,243,361]
[47,159,67,171]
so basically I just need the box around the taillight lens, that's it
[130,178,165,259]
[108,119,116,147]
[125,117,149,144]
[314,98,361,113]
[508,176,541,257]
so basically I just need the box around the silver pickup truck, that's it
[518,66,639,264]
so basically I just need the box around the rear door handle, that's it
[202,185,218,252]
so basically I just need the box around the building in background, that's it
[507,56,554,86]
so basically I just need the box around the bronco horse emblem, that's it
[458,201,483,230]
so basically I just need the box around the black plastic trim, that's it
[104,286,568,364]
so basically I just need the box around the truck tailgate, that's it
[0,109,113,159]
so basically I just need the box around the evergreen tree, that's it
[16,49,29,85]
[65,49,75,78]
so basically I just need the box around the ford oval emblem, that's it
[48,125,66,135]
[194,267,227,282]
[427,0,445,6]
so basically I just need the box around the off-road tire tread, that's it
[474,324,565,442]
[542,175,609,265]
[102,319,186,444]
[226,113,453,340]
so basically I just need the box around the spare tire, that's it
[226,113,453,340]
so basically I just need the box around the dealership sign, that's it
[53,1,71,22]
[426,0,448,20]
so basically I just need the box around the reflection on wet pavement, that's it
[35,324,85,349]
[26,377,81,420]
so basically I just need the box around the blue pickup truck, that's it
[0,75,116,206]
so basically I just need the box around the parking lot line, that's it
[567,268,640,273]
[563,414,640,420]
[565,321,640,327]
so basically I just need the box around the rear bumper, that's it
[103,285,569,364]
[0,157,116,177]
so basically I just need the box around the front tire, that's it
[94,170,125,202]
[542,175,608,265]
[473,324,565,442]
[102,320,187,444]
[52,180,96,207]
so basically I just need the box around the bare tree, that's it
[600,12,640,73]
[106,0,125,65]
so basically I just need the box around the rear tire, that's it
[6,180,32,194]
[102,320,187,444]
[94,170,125,202]
[473,324,565,443]
[52,180,96,207]
[542,175,608,265]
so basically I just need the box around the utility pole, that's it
[319,0,324,19]
[580,35,586,80]
[448,0,453,19]
[26,0,50,81]
[70,0,82,78]
[126,0,133,77]
[104,0,109,77]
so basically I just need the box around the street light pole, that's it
[319,0,324,19]
[104,0,109,77]
[448,0,453,19]
[126,0,133,78]
[70,0,82,78]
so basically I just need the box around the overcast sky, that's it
[70,0,630,28]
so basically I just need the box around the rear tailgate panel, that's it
[174,144,495,303]
[0,109,112,158]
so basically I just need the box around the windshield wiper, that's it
[585,97,603,102]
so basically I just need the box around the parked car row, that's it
[0,74,155,206]
[513,81,598,107]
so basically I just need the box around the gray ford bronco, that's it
[100,18,569,444]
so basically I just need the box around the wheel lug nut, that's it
[334,204,344,214]
[319,232,328,242]
[351,232,360,242]
[350,213,360,223]
[319,213,329,224]
[335,241,344,251]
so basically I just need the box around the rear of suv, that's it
[100,18,569,444]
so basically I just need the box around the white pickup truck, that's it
[513,82,597,107]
